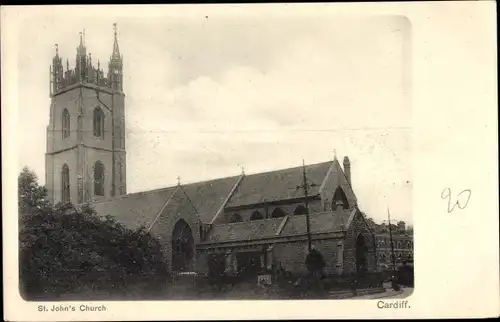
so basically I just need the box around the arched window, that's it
[93,107,105,139]
[62,108,70,139]
[250,211,264,221]
[229,213,242,223]
[61,164,70,202]
[332,186,349,210]
[94,161,105,196]
[397,241,401,249]
[271,208,286,218]
[293,205,308,215]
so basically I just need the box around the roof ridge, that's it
[209,173,245,224]
[147,186,180,232]
[92,185,176,204]
[211,216,285,228]
[318,161,335,195]
[242,160,333,177]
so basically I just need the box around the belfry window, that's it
[93,107,105,139]
[94,161,105,196]
[62,108,70,139]
[61,164,70,202]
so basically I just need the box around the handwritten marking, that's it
[441,188,472,213]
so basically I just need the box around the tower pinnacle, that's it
[112,23,120,59]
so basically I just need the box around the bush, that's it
[19,202,170,300]
[305,249,325,275]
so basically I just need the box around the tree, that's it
[18,168,170,300]
[18,167,51,216]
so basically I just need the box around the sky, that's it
[16,11,412,225]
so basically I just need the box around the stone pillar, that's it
[336,241,344,275]
[266,248,274,270]
[225,251,232,274]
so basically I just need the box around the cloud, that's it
[16,14,413,224]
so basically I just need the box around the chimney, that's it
[343,156,351,186]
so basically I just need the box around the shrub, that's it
[19,202,170,300]
[305,249,325,275]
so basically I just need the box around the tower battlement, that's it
[50,24,123,96]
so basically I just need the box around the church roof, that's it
[202,209,356,245]
[225,161,331,208]
[203,217,284,244]
[92,159,357,229]
[280,209,354,236]
[176,175,241,223]
[93,186,176,230]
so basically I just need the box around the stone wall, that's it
[342,210,377,274]
[149,189,202,272]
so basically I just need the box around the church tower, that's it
[45,24,126,205]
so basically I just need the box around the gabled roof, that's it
[280,209,354,236]
[202,209,356,245]
[91,159,358,231]
[203,217,285,244]
[93,176,240,228]
[324,158,357,206]
[177,176,241,223]
[93,187,176,230]
[226,161,332,208]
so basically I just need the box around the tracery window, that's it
[271,207,286,218]
[94,161,105,196]
[93,107,105,139]
[61,164,70,202]
[62,108,70,139]
[250,211,264,220]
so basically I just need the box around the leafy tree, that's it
[18,166,51,216]
[18,168,170,300]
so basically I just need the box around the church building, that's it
[45,26,377,277]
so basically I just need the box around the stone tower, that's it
[45,24,126,205]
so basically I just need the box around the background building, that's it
[369,220,414,268]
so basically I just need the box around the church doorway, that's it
[171,219,195,272]
[355,234,368,276]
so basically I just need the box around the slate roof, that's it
[202,209,356,245]
[177,176,241,223]
[203,217,284,244]
[280,209,354,236]
[327,159,357,206]
[93,187,177,230]
[226,161,332,208]
[91,159,357,232]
